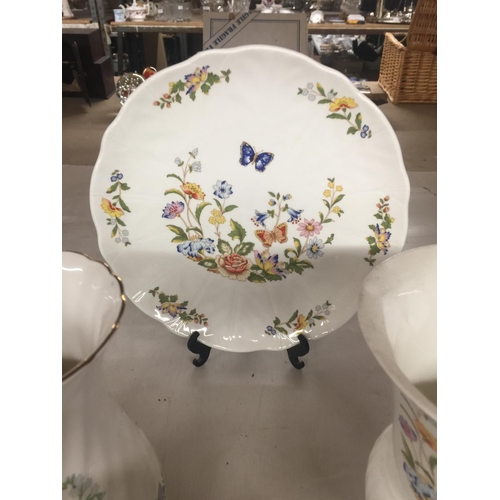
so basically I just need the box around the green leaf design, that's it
[224,205,238,213]
[286,260,303,275]
[248,273,266,283]
[165,188,186,199]
[195,201,211,223]
[115,217,126,226]
[119,182,130,190]
[368,224,377,231]
[106,182,119,193]
[355,112,363,129]
[213,198,223,211]
[228,219,246,242]
[234,241,255,256]
[159,293,169,304]
[332,194,345,205]
[401,434,415,469]
[293,237,302,256]
[167,225,188,242]
[118,197,131,213]
[273,317,280,326]
[160,103,165,109]
[284,248,297,259]
[366,236,376,244]
[198,258,217,269]
[322,199,331,209]
[429,455,437,474]
[327,113,347,120]
[287,310,299,324]
[347,127,358,135]
[374,213,383,220]
[111,225,118,237]
[189,92,196,102]
[316,83,326,96]
[200,83,211,95]
[268,191,276,198]
[275,326,288,335]
[217,239,233,255]
[298,259,314,269]
[261,271,283,281]
[167,173,184,183]
[318,98,332,104]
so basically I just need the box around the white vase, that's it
[358,245,437,500]
[62,251,166,500]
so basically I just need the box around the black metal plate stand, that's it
[187,331,310,369]
[187,331,211,367]
[287,334,310,369]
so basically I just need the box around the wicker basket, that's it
[378,0,437,104]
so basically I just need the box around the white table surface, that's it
[63,165,436,500]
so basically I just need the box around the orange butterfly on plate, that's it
[255,223,288,248]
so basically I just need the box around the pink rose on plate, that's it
[216,253,251,281]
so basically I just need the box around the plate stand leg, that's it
[287,334,310,369]
[187,331,211,367]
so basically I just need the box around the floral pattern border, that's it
[153,66,230,109]
[265,301,332,337]
[149,287,209,326]
[364,195,394,266]
[298,82,372,138]
[101,170,132,246]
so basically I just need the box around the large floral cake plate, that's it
[90,45,410,353]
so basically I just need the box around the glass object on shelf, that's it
[115,73,145,105]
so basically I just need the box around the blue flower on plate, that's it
[266,325,277,335]
[252,210,270,227]
[360,125,370,139]
[213,180,233,199]
[287,207,303,223]
[306,237,324,259]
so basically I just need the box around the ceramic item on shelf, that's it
[309,9,325,23]
[114,7,127,21]
[62,251,166,500]
[122,0,148,20]
[90,45,410,354]
[358,245,437,500]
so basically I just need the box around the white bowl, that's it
[62,252,166,499]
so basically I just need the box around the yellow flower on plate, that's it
[294,314,308,333]
[329,97,358,112]
[390,217,395,224]
[209,209,226,225]
[323,189,331,197]
[333,206,341,214]
[181,182,205,200]
[101,198,124,218]
[328,181,335,188]
[336,185,343,192]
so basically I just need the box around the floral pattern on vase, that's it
[62,474,106,499]
[153,66,231,109]
[298,82,372,138]
[398,394,437,500]
[162,148,345,283]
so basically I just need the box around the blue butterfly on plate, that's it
[239,142,275,173]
